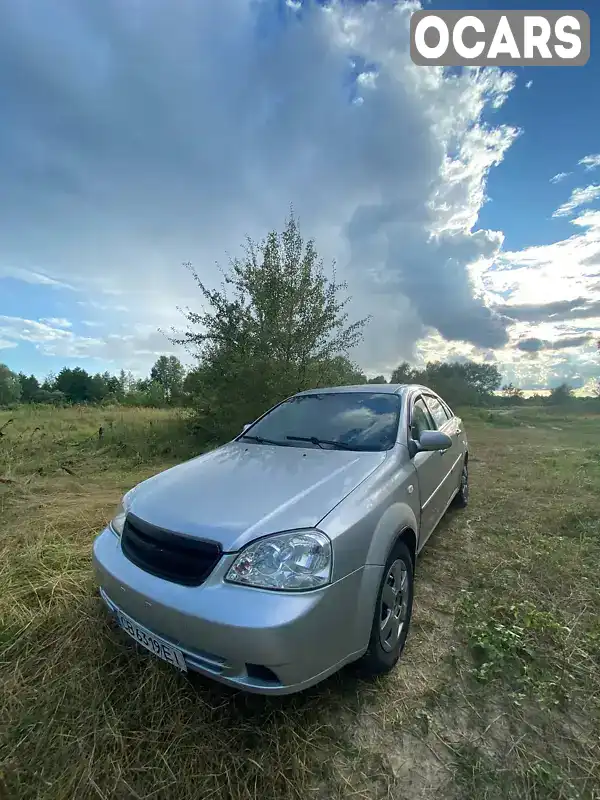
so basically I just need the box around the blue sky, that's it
[1,0,599,390]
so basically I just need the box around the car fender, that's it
[365,501,419,566]
[348,502,419,655]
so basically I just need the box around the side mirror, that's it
[417,430,452,452]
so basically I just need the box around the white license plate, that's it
[117,609,187,672]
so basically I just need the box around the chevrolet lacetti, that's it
[93,384,469,694]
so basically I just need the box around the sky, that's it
[0,0,599,391]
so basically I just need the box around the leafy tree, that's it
[18,373,40,403]
[150,355,185,403]
[547,383,574,405]
[457,361,502,396]
[181,367,205,407]
[54,367,93,403]
[122,380,166,408]
[33,388,65,405]
[318,356,367,386]
[389,359,502,407]
[390,362,420,384]
[41,372,56,391]
[0,363,21,405]
[367,375,387,384]
[501,383,525,403]
[118,369,135,396]
[171,212,369,439]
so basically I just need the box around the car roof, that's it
[293,383,431,398]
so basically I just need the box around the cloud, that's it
[0,339,18,351]
[0,316,73,345]
[0,266,75,290]
[553,185,600,218]
[495,298,600,323]
[485,211,600,312]
[516,337,544,353]
[0,315,182,371]
[40,317,72,328]
[0,0,520,375]
[77,300,129,313]
[579,154,600,172]
[525,80,533,89]
[516,334,592,352]
[550,172,570,184]
[480,208,600,390]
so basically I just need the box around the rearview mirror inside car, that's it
[241,423,251,433]
[418,430,452,452]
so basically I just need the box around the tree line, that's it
[0,356,191,407]
[1,214,598,434]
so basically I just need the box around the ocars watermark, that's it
[410,10,590,66]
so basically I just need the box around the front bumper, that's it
[93,527,382,695]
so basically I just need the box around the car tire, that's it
[452,460,469,508]
[360,539,414,677]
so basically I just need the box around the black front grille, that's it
[121,513,222,586]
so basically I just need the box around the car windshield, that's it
[241,392,402,452]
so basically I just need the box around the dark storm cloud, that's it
[0,0,518,368]
[516,337,545,353]
[516,335,592,352]
[496,298,600,323]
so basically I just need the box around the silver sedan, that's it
[93,383,469,694]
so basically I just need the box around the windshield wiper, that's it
[286,435,353,450]
[240,434,287,446]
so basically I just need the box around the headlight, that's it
[109,492,132,537]
[225,530,332,591]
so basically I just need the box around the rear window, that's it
[244,392,402,452]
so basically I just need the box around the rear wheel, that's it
[360,539,414,676]
[452,460,469,508]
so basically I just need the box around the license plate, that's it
[117,609,187,672]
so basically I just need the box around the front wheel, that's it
[360,539,414,676]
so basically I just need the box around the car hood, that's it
[126,441,387,551]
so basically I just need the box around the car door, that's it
[408,395,448,544]
[423,393,463,509]
[439,397,466,488]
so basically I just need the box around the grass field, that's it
[1,404,599,800]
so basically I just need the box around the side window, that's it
[410,397,435,441]
[442,400,455,419]
[424,395,450,429]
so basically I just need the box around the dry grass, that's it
[1,404,599,799]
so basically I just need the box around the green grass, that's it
[1,405,599,799]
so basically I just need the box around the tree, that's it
[547,383,574,405]
[18,373,40,403]
[150,355,185,403]
[457,361,502,396]
[41,372,56,391]
[122,380,166,408]
[0,363,21,405]
[391,362,420,384]
[171,212,369,439]
[389,358,502,407]
[33,388,65,405]
[118,369,135,397]
[54,367,93,403]
[321,356,367,386]
[501,383,525,403]
[367,375,387,384]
